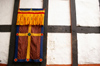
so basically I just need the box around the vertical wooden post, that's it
[70,0,78,66]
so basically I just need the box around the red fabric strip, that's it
[46,64,100,66]
[18,12,45,14]
[46,65,71,66]
[0,64,7,66]
[78,64,100,66]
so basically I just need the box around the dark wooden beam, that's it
[77,27,100,33]
[48,26,100,33]
[48,26,71,33]
[8,0,20,66]
[1,25,100,33]
[0,25,11,32]
[70,0,78,66]
[41,0,48,66]
[99,0,100,8]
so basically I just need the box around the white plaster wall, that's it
[0,32,10,64]
[0,0,43,64]
[45,0,71,65]
[48,0,70,26]
[0,0,100,65]
[20,0,43,8]
[76,0,100,26]
[0,0,14,25]
[0,0,14,64]
[78,33,100,64]
[47,33,71,65]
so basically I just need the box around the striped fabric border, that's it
[18,12,45,14]
[40,26,44,59]
[14,25,19,59]
[19,9,44,11]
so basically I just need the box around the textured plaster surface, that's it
[48,0,70,26]
[47,33,71,65]
[78,33,100,64]
[0,0,100,65]
[0,0,14,25]
[76,0,100,26]
[0,33,10,64]
[20,0,43,8]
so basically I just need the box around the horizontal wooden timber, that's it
[48,26,100,33]
[47,26,71,33]
[0,25,11,32]
[0,25,100,33]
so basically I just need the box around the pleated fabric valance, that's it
[16,9,45,25]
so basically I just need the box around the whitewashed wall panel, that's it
[47,33,71,65]
[76,0,100,26]
[20,0,43,8]
[0,32,10,64]
[77,33,100,64]
[48,0,70,26]
[0,0,14,25]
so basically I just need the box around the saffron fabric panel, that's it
[16,10,45,25]
[14,9,45,62]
